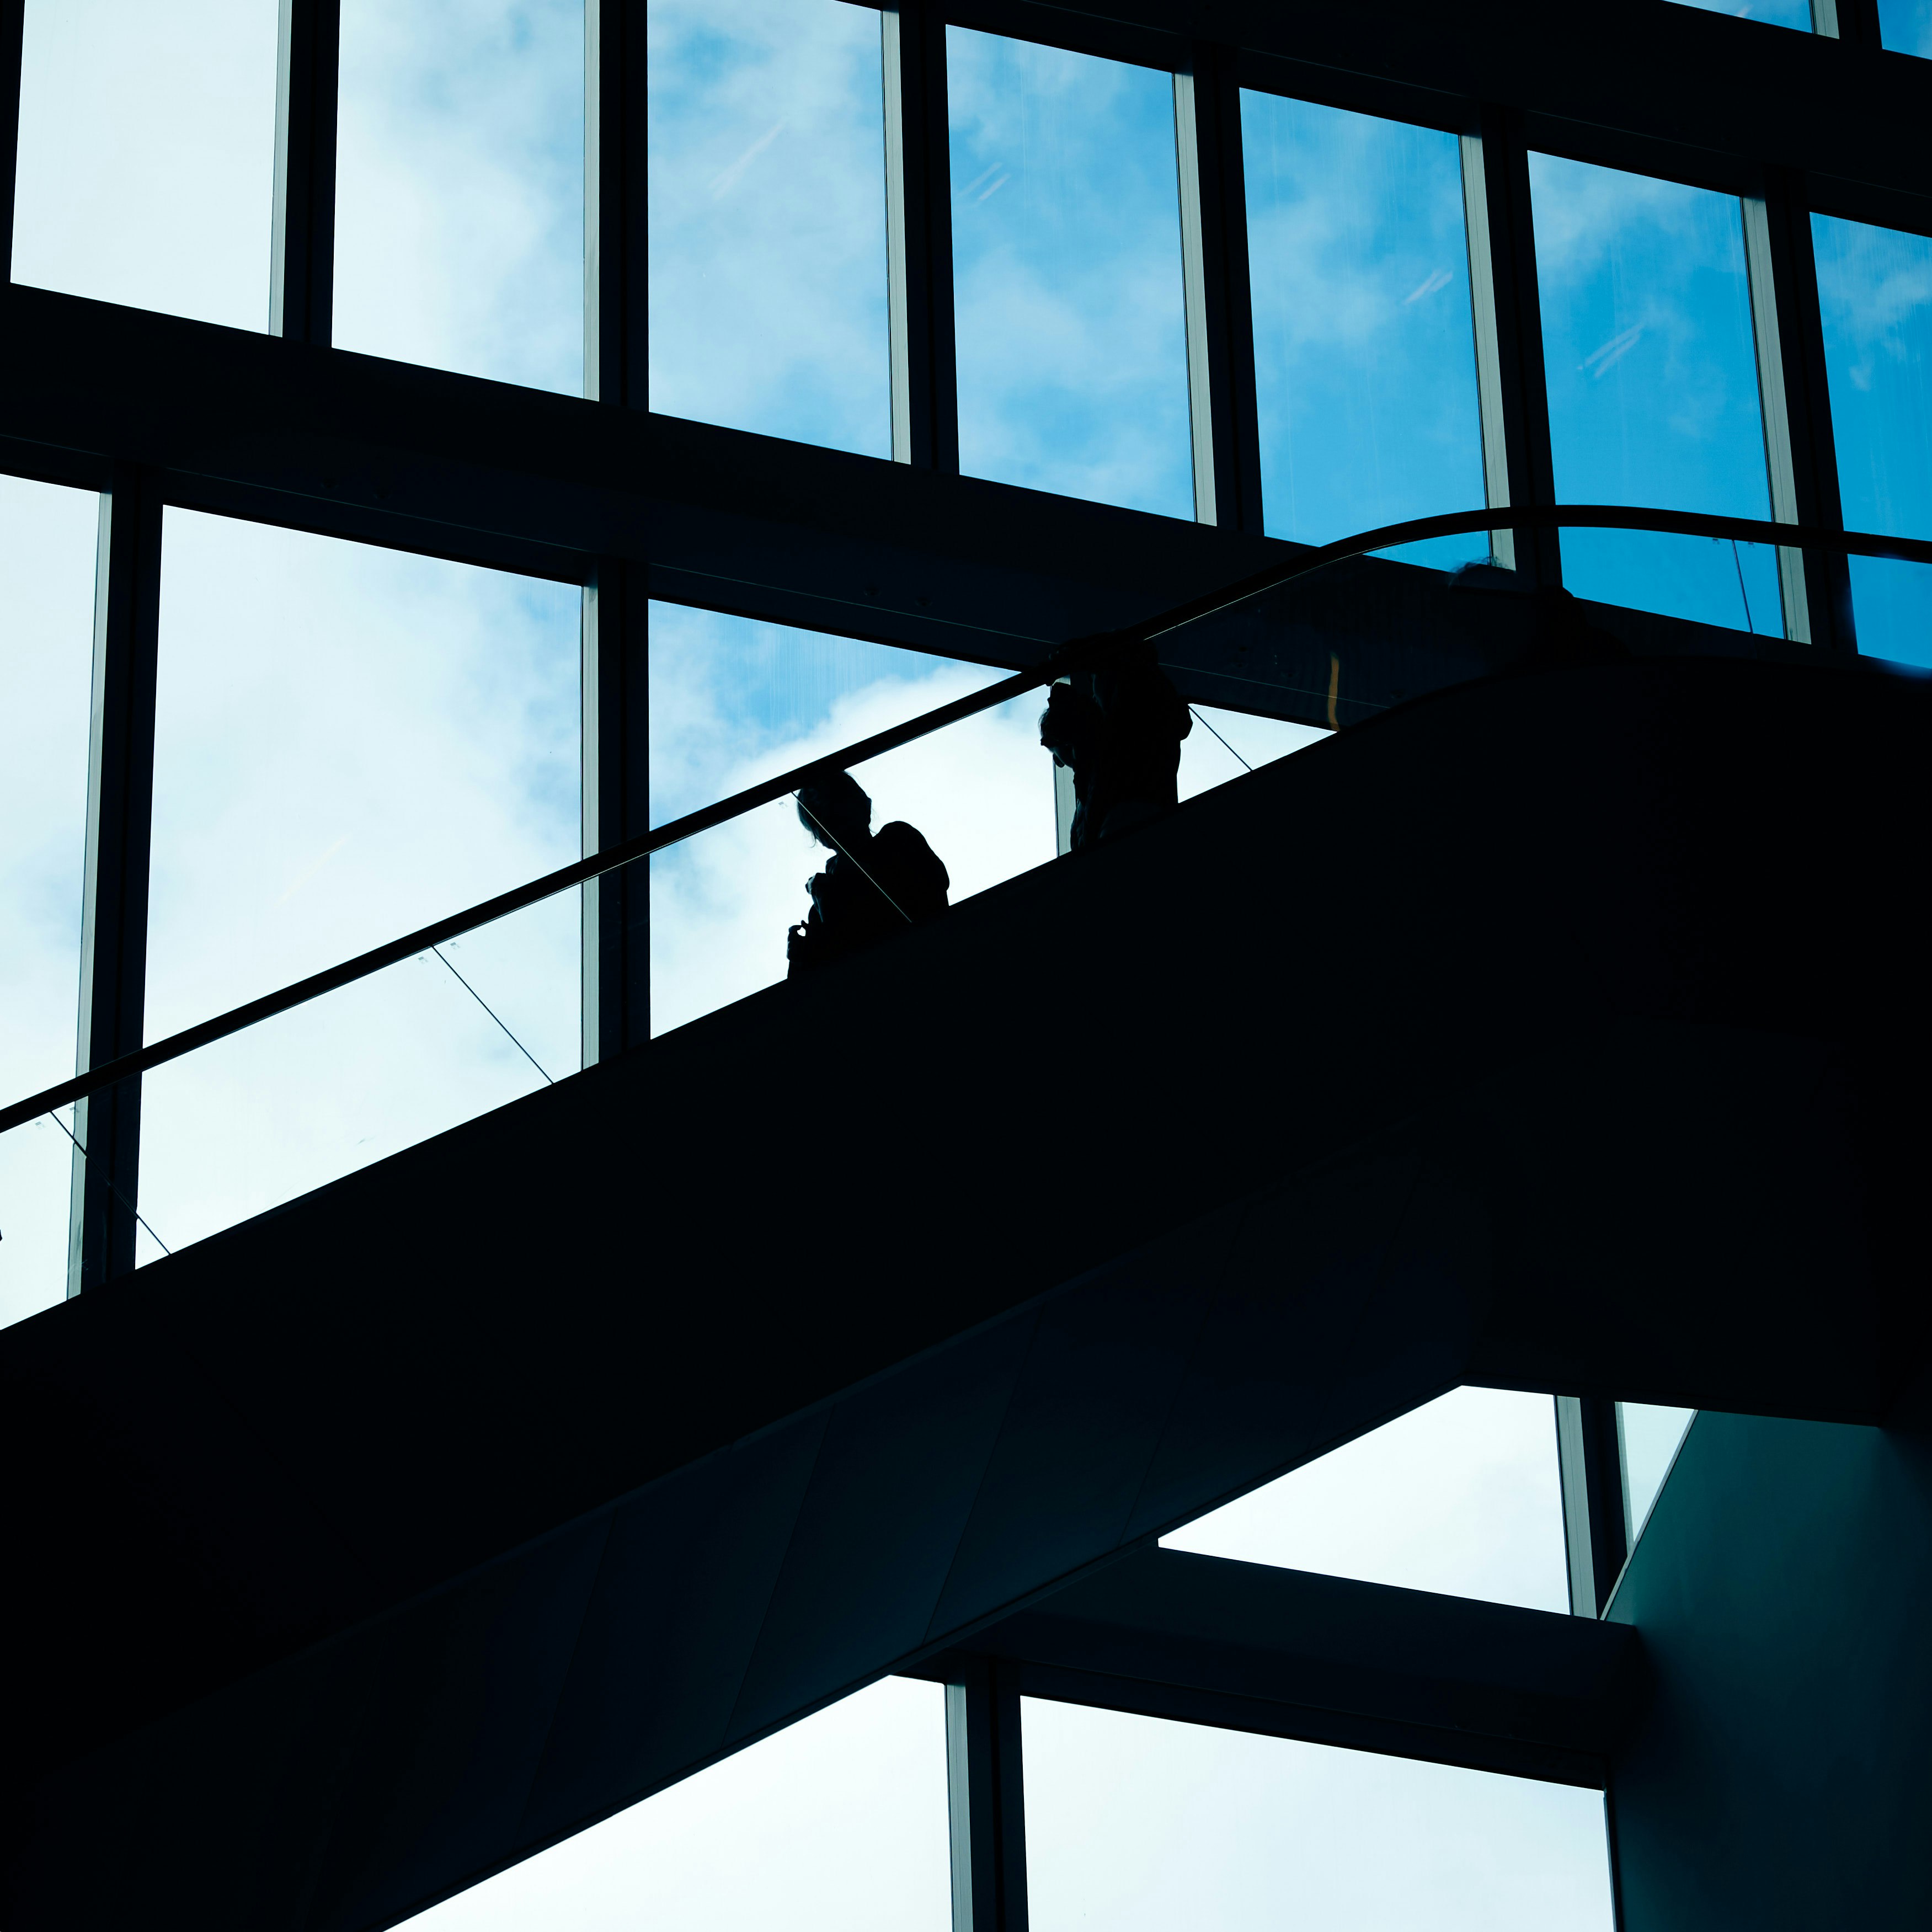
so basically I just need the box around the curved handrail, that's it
[4,501,1927,1139]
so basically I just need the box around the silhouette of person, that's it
[1040,639,1193,849]
[786,771,950,977]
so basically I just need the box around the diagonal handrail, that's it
[4,501,1929,1139]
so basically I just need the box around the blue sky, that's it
[0,1,1834,1922]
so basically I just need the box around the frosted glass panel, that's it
[1242,90,1486,568]
[12,0,276,328]
[1163,1387,1570,1614]
[1531,153,1778,632]
[0,479,98,1327]
[647,0,889,453]
[1813,214,1932,668]
[335,0,584,391]
[141,514,579,1252]
[396,1678,950,1931]
[949,29,1192,517]
[1025,1701,1616,1932]
[649,605,1053,1036]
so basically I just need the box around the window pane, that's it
[396,1678,950,1930]
[1621,1402,1696,1539]
[1242,92,1486,567]
[0,478,97,1328]
[1176,705,1326,801]
[335,0,584,392]
[1812,214,1932,666]
[949,30,1192,518]
[649,604,1053,1036]
[1667,0,1812,26]
[140,514,579,1254]
[1877,0,1932,56]
[647,0,889,453]
[1162,1386,1570,1613]
[1024,1700,1615,1931]
[1531,154,1779,631]
[12,0,277,328]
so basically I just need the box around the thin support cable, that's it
[794,796,916,925]
[1730,538,1756,636]
[429,945,554,1085]
[1189,706,1253,772]
[44,1107,172,1256]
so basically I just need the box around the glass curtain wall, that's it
[0,478,99,1328]
[1876,1,1932,54]
[1242,90,1487,567]
[645,0,890,453]
[1812,214,1932,666]
[949,29,1193,517]
[1530,153,1780,631]
[11,0,278,328]
[335,0,585,392]
[139,514,580,1255]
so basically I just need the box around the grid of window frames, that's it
[3,0,1928,1923]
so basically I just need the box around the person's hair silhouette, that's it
[1040,639,1193,848]
[787,771,949,976]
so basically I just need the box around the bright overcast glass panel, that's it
[1622,1402,1696,1541]
[335,0,584,392]
[949,30,1192,518]
[0,479,97,1329]
[1242,91,1487,568]
[1813,214,1932,666]
[1665,0,1812,26]
[1531,154,1779,633]
[11,0,276,328]
[138,514,579,1257]
[650,604,1053,1036]
[1025,1701,1615,1931]
[1877,1,1932,54]
[394,1677,949,1931]
[647,0,889,453]
[1162,1386,1570,1613]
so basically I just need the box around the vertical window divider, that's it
[883,3,959,471]
[1460,108,1560,587]
[270,0,341,345]
[1,0,24,286]
[1173,46,1263,532]
[1555,1394,1631,1617]
[1742,172,1855,649]
[583,1,650,1064]
[947,1661,1029,1931]
[1810,0,1884,42]
[69,464,164,1291]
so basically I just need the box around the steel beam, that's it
[1557,1395,1632,1618]
[67,465,162,1292]
[1,0,23,282]
[946,1662,1029,1932]
[585,0,646,407]
[581,562,648,1064]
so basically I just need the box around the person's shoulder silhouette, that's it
[787,773,949,977]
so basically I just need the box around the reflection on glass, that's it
[1813,214,1932,667]
[1242,91,1486,568]
[1531,154,1779,631]
[1621,1402,1696,1540]
[0,479,98,1327]
[1877,0,1932,56]
[1162,1387,1570,1613]
[395,1677,950,1931]
[1666,0,1812,26]
[1024,1700,1615,1932]
[649,605,1053,1036]
[949,30,1192,517]
[11,0,277,327]
[335,0,583,391]
[140,513,579,1254]
[647,0,889,453]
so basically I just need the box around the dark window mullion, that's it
[68,465,164,1292]
[947,1661,1029,1931]
[1174,42,1263,533]
[270,0,341,344]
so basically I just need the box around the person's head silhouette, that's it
[797,771,872,851]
